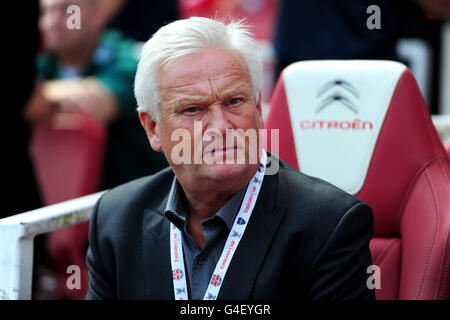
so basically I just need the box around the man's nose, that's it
[204,105,233,134]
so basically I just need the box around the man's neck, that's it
[176,162,260,248]
[184,184,241,221]
[181,166,257,221]
[182,178,249,249]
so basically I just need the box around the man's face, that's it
[145,49,263,184]
[39,0,96,52]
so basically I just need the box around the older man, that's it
[85,17,375,300]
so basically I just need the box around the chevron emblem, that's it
[315,79,359,114]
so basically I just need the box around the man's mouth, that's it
[207,145,240,157]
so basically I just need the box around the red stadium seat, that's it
[30,114,106,299]
[265,60,450,299]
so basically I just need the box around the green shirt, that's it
[36,30,168,189]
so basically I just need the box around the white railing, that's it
[0,191,105,300]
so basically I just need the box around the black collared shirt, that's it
[164,177,247,300]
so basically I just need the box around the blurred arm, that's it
[24,77,118,128]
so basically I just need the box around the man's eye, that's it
[229,98,243,106]
[183,107,200,114]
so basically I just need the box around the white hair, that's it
[134,17,263,122]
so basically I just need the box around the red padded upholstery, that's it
[30,115,106,205]
[445,140,450,157]
[30,114,106,299]
[265,60,450,300]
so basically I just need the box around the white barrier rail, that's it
[0,191,105,300]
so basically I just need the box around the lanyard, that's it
[170,150,267,300]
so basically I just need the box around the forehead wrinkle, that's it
[161,72,248,97]
[208,78,217,101]
[160,85,213,107]
[172,96,211,108]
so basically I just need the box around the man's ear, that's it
[255,93,264,127]
[256,92,262,114]
[139,112,162,152]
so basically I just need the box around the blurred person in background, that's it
[24,0,167,299]
[25,0,168,191]
[274,0,450,70]
[106,0,179,42]
[273,0,450,114]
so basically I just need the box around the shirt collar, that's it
[164,176,247,231]
[215,185,247,230]
[164,177,187,230]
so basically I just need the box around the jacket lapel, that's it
[218,170,288,299]
[141,195,174,300]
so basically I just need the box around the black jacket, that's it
[85,156,375,300]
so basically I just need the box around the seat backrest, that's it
[30,114,107,205]
[265,60,450,299]
[445,139,450,157]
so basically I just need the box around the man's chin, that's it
[200,162,253,181]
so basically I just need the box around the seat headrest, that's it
[281,60,407,194]
[266,60,448,236]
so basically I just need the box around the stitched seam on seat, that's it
[435,225,450,299]
[434,159,450,299]
[416,169,439,299]
[373,238,396,266]
[440,158,450,186]
[414,77,442,155]
[373,239,400,299]
[397,156,443,232]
